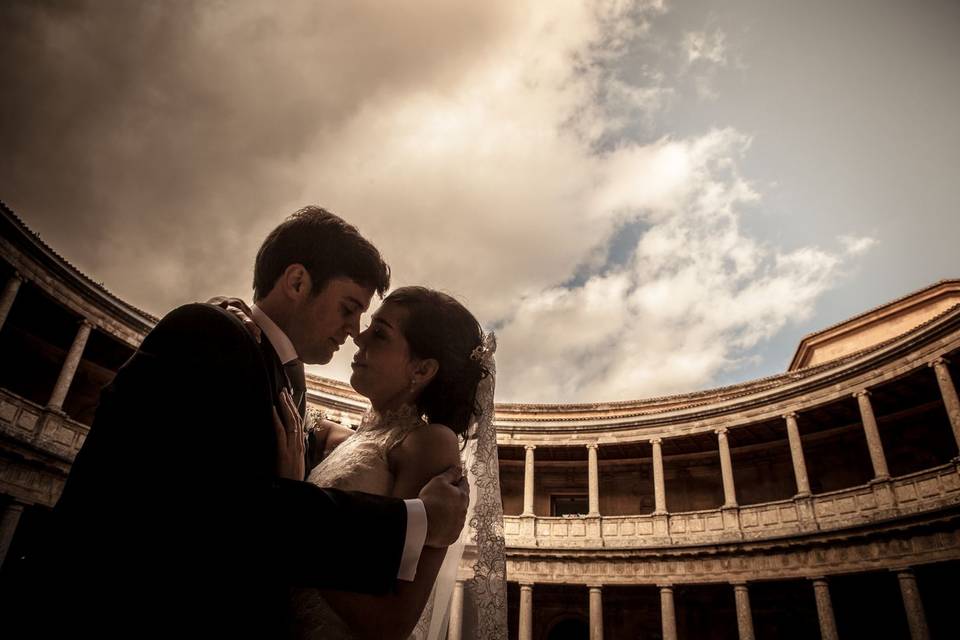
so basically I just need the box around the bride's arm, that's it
[312,418,355,459]
[317,423,461,640]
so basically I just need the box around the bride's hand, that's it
[273,389,305,481]
[207,296,261,343]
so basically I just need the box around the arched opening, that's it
[546,615,589,640]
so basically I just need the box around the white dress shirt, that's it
[250,304,427,581]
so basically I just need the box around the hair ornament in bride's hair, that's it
[470,332,497,365]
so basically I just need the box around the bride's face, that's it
[350,303,422,407]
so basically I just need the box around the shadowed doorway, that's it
[546,616,589,640]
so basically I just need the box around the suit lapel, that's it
[257,338,287,400]
[258,336,312,480]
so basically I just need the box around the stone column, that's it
[811,578,839,640]
[896,569,930,640]
[47,320,93,412]
[447,579,465,640]
[0,501,25,569]
[523,445,536,515]
[587,443,600,516]
[854,390,890,480]
[733,583,755,640]
[930,357,960,454]
[784,412,812,497]
[589,585,603,640]
[0,272,23,332]
[660,585,678,640]
[652,438,667,514]
[519,583,533,640]
[717,428,738,507]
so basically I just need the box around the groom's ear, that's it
[281,264,311,300]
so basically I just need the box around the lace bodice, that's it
[306,405,425,495]
[291,406,428,640]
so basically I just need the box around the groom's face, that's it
[288,276,375,365]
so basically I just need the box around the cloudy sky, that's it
[2,0,958,402]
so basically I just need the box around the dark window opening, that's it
[551,494,588,516]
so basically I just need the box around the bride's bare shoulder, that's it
[391,423,460,474]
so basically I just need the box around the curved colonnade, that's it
[1,203,958,638]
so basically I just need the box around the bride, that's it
[271,286,507,640]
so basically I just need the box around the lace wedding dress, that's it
[290,405,430,639]
[291,334,507,640]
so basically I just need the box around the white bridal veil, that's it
[419,333,507,640]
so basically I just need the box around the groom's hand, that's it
[419,466,469,548]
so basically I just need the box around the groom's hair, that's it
[253,206,390,301]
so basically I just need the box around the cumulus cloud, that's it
[840,235,878,256]
[0,1,870,402]
[683,29,728,65]
[679,28,729,101]
[495,129,862,401]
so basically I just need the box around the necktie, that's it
[283,359,307,419]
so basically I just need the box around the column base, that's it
[869,476,898,511]
[720,505,742,540]
[585,514,603,546]
[652,512,670,539]
[518,513,537,546]
[792,494,818,532]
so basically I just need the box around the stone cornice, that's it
[0,201,157,337]
[789,278,960,370]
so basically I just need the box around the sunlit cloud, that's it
[0,0,875,402]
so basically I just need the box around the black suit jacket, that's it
[7,304,406,637]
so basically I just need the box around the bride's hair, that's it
[384,286,488,436]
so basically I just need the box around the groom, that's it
[8,207,469,637]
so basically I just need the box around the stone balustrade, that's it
[0,387,88,462]
[505,461,960,549]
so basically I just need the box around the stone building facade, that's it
[1,201,958,639]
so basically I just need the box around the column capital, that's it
[853,389,871,399]
[587,584,603,592]
[930,356,950,368]
[732,582,750,590]
[809,576,829,584]
[657,584,675,591]
[519,582,535,590]
[524,444,537,451]
[783,411,798,420]
[892,567,916,578]
[650,437,663,445]
[715,427,729,436]
[585,443,599,450]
